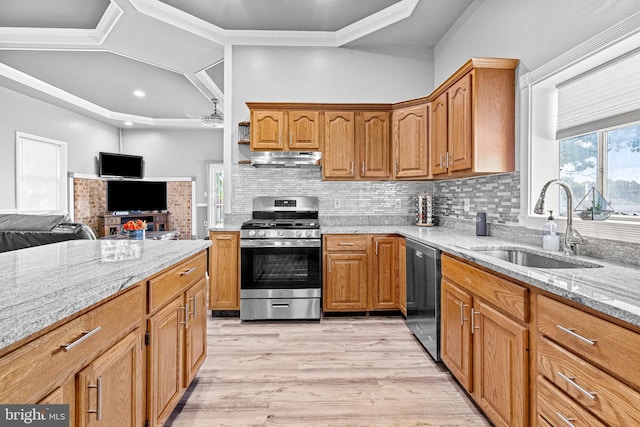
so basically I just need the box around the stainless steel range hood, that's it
[250,151,322,168]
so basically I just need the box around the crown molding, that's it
[193,70,224,109]
[0,2,122,48]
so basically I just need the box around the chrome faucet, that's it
[534,179,586,255]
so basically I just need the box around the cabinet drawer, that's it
[0,285,143,403]
[324,235,368,251]
[538,294,640,387]
[148,251,207,313]
[441,255,528,322]
[538,337,640,426]
[105,217,120,225]
[537,376,605,427]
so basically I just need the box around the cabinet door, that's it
[209,232,240,310]
[370,236,398,310]
[323,111,356,179]
[398,238,407,317]
[393,104,429,179]
[472,300,528,427]
[251,110,285,150]
[430,92,448,176]
[440,279,473,392]
[77,331,142,427]
[357,111,390,179]
[39,377,75,427]
[148,297,184,427]
[184,278,207,387]
[448,73,473,173]
[289,110,321,150]
[324,252,368,311]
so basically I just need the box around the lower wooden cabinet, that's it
[77,331,143,426]
[323,234,399,312]
[209,231,240,310]
[440,255,529,427]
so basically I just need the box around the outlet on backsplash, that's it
[463,198,470,212]
[333,199,343,209]
[394,199,401,209]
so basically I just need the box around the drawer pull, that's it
[190,296,197,318]
[338,243,355,246]
[557,371,597,400]
[555,412,576,427]
[459,302,468,326]
[61,326,101,351]
[557,324,597,345]
[180,267,197,276]
[87,377,103,420]
[471,308,480,333]
[179,303,189,328]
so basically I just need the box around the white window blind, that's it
[556,49,640,139]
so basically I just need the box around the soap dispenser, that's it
[542,211,560,251]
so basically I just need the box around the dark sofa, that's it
[0,214,96,253]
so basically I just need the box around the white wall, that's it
[0,85,119,212]
[434,0,640,85]
[231,45,433,159]
[121,128,223,206]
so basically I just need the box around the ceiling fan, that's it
[201,98,224,128]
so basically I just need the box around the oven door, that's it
[240,239,321,298]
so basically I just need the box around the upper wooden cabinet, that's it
[323,110,391,180]
[430,58,518,178]
[249,106,321,151]
[392,103,429,179]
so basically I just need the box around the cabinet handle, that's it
[216,236,232,240]
[375,241,379,256]
[471,308,480,334]
[87,377,102,420]
[439,153,443,169]
[190,296,197,318]
[351,161,354,174]
[179,303,189,328]
[61,326,101,351]
[180,267,196,276]
[557,371,597,400]
[445,152,450,169]
[555,412,576,427]
[328,260,331,273]
[556,324,597,346]
[338,243,355,246]
[394,163,398,175]
[289,132,292,146]
[272,303,290,308]
[459,302,468,326]
[361,161,365,176]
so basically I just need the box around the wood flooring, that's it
[166,316,490,426]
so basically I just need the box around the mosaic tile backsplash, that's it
[231,165,521,226]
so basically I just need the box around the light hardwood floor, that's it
[166,316,490,426]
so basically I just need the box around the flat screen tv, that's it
[107,180,167,212]
[99,152,144,179]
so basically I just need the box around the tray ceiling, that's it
[0,0,473,129]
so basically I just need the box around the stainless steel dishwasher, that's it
[405,238,441,361]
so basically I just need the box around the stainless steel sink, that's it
[471,247,603,269]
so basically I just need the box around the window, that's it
[559,124,640,217]
[15,132,68,213]
[207,162,224,227]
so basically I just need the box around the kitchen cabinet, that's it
[323,110,391,180]
[536,293,640,426]
[323,234,399,312]
[249,106,321,151]
[147,251,208,427]
[440,254,529,427]
[0,285,144,424]
[392,103,429,179]
[76,331,142,426]
[208,231,240,310]
[398,237,407,316]
[430,58,518,178]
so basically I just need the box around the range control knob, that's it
[258,230,266,237]
[295,230,302,237]
[305,230,313,237]
[248,230,256,237]
[277,230,284,237]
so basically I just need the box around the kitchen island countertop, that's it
[0,239,211,352]
[321,225,640,329]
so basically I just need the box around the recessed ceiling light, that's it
[133,90,146,98]
[124,121,133,126]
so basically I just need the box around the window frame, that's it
[522,14,640,243]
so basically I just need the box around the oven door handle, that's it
[240,239,321,248]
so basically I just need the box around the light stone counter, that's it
[323,225,640,328]
[0,239,211,351]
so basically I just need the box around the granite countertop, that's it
[322,225,640,328]
[0,239,211,352]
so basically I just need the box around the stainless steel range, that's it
[240,196,321,320]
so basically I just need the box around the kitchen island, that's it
[0,239,210,427]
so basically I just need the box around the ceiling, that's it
[0,0,473,129]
